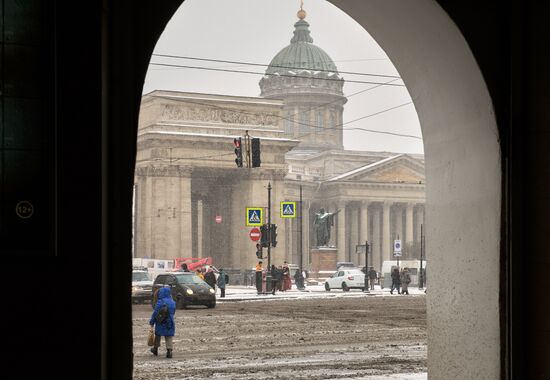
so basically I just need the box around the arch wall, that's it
[328,1,501,378]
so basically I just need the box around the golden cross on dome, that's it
[297,0,306,20]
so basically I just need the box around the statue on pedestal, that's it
[313,208,339,247]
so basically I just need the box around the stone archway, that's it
[328,1,501,378]
[129,1,501,378]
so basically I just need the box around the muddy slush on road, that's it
[133,295,426,379]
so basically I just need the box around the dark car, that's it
[152,272,216,309]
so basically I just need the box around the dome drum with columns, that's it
[133,5,425,279]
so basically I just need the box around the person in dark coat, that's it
[149,286,176,358]
[294,268,305,290]
[179,263,190,272]
[270,265,280,295]
[400,267,411,295]
[217,268,227,298]
[204,267,216,291]
[367,267,377,290]
[390,267,401,295]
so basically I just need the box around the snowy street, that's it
[133,286,427,379]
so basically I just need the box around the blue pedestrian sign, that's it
[246,207,263,226]
[280,201,296,218]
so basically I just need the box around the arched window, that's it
[285,111,293,135]
[316,111,324,134]
[299,109,309,133]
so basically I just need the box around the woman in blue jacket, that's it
[149,286,176,358]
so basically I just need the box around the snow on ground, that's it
[216,284,426,303]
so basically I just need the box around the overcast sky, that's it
[143,0,424,154]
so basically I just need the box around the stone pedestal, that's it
[310,247,338,274]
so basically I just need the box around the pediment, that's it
[329,154,425,184]
[361,163,424,183]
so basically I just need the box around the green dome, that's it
[265,20,339,75]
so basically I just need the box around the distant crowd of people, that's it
[390,267,412,295]
[254,260,307,295]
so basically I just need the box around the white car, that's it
[324,269,366,292]
[132,270,154,303]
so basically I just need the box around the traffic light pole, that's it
[419,224,424,289]
[267,182,272,271]
[299,184,303,271]
[364,240,370,293]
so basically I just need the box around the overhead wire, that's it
[148,62,405,87]
[151,53,401,80]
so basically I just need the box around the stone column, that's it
[382,201,391,262]
[142,175,153,258]
[197,199,204,258]
[328,202,337,247]
[337,201,347,262]
[372,205,381,271]
[394,204,403,241]
[179,175,193,258]
[406,203,414,246]
[359,201,369,267]
[286,217,293,263]
[350,206,359,262]
[134,175,149,258]
[415,204,425,244]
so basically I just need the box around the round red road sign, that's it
[215,215,222,224]
[249,227,261,242]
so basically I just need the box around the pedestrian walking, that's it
[390,267,401,295]
[149,286,176,358]
[204,267,216,291]
[255,261,263,294]
[270,265,280,295]
[282,262,292,291]
[401,267,411,295]
[217,268,227,298]
[367,266,377,290]
[294,267,305,290]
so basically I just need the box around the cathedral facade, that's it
[133,9,425,273]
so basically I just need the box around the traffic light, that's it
[260,224,269,248]
[234,137,243,167]
[255,243,263,259]
[251,138,261,168]
[270,223,277,247]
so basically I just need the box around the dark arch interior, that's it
[2,1,548,379]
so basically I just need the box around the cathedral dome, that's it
[265,20,339,75]
[260,16,344,98]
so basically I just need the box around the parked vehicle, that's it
[324,268,366,291]
[152,272,216,309]
[131,270,153,303]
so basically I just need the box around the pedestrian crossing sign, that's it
[280,201,296,218]
[246,207,263,226]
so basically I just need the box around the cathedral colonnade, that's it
[304,200,425,272]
